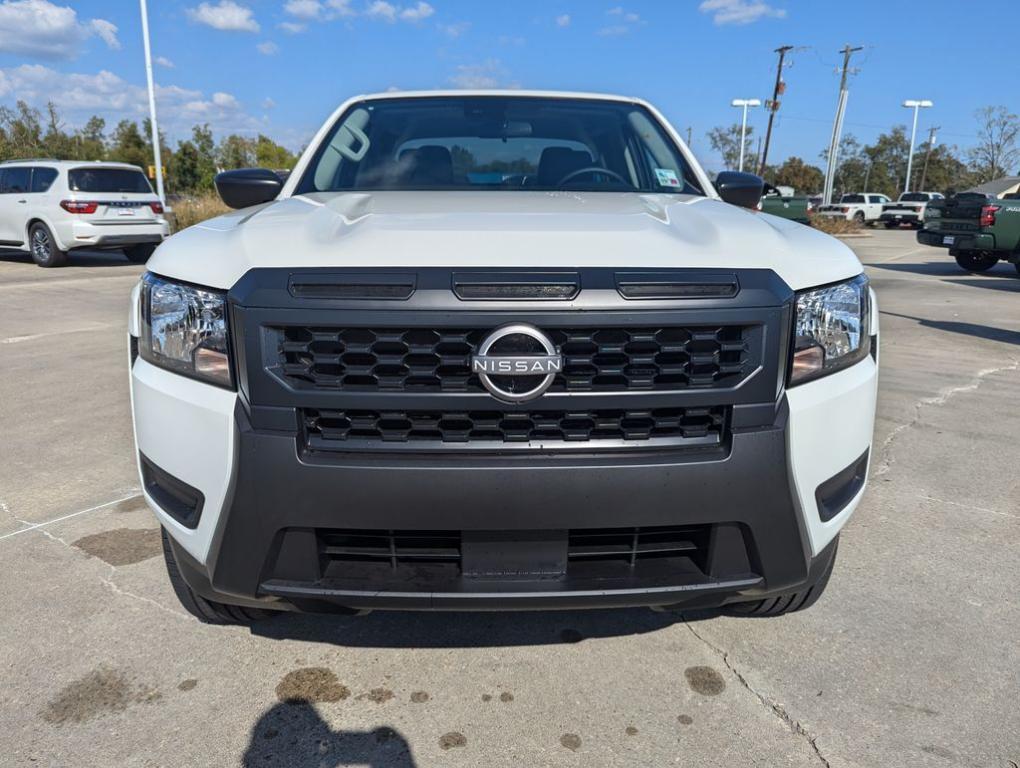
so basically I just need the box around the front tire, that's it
[28,222,67,268]
[726,536,839,617]
[853,211,865,225]
[124,244,156,264]
[954,251,998,273]
[161,528,277,625]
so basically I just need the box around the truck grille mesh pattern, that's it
[302,406,726,447]
[275,325,749,393]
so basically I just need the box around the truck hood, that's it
[150,191,863,291]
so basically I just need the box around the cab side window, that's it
[30,167,58,193]
[0,167,31,193]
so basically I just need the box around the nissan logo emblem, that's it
[471,324,562,403]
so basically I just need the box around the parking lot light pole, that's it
[731,99,761,173]
[902,99,933,194]
[139,0,165,204]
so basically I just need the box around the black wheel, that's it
[954,251,998,273]
[726,536,839,617]
[28,222,67,268]
[124,244,156,264]
[1014,262,1020,278]
[161,528,277,624]
[853,211,865,225]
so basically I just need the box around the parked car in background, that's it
[759,184,810,224]
[816,193,891,225]
[918,189,1020,275]
[807,195,824,215]
[879,191,943,229]
[0,160,169,267]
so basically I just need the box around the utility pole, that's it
[758,44,793,177]
[918,125,939,192]
[823,45,862,205]
[686,126,693,148]
[902,100,933,194]
[139,0,165,203]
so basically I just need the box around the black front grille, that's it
[316,526,713,582]
[302,406,727,449]
[275,325,750,393]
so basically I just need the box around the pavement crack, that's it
[15,514,192,622]
[684,621,832,768]
[874,357,1020,478]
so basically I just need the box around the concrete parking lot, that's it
[1,231,1018,767]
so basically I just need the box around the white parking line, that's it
[2,324,111,344]
[0,490,142,542]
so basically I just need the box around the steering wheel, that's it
[556,166,631,188]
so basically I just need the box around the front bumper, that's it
[130,270,879,612]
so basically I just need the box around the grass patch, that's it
[810,215,865,236]
[168,193,230,232]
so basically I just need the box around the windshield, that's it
[900,193,929,202]
[841,194,865,203]
[69,168,153,194]
[296,96,704,195]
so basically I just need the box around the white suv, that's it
[0,160,169,268]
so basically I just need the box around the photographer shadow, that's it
[243,702,416,767]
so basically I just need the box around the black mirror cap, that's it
[214,168,283,209]
[715,171,765,209]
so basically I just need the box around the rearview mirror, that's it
[715,171,765,209]
[215,168,283,209]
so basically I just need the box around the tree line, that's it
[707,105,1020,198]
[0,101,297,195]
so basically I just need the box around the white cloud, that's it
[364,1,396,21]
[262,97,276,109]
[448,59,515,90]
[256,40,279,54]
[327,0,357,15]
[364,0,433,23]
[277,21,306,33]
[0,63,262,137]
[555,13,570,27]
[185,1,260,33]
[438,20,469,38]
[399,1,434,21]
[155,56,175,68]
[698,0,786,25]
[88,18,119,49]
[0,0,119,60]
[599,6,643,35]
[283,0,322,19]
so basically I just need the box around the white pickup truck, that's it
[817,193,891,225]
[128,89,879,625]
[879,191,943,229]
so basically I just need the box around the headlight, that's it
[139,273,233,387]
[789,274,870,385]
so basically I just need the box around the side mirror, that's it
[715,171,765,209]
[214,168,283,209]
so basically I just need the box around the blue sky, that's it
[0,0,1016,170]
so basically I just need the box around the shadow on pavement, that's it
[881,310,1020,347]
[250,606,687,648]
[869,260,1018,280]
[944,278,1020,294]
[0,247,135,268]
[243,703,415,767]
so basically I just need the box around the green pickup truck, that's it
[918,191,1020,275]
[759,184,811,224]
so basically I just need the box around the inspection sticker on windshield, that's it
[654,168,680,187]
